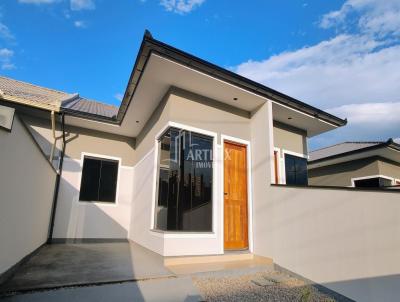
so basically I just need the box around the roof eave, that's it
[58,30,347,128]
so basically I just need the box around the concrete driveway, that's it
[0,241,174,293]
[1,277,202,302]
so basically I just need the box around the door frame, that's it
[220,135,253,253]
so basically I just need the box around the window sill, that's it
[149,229,217,239]
[78,200,117,206]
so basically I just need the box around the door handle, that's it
[224,193,228,196]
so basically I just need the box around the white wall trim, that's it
[221,134,254,253]
[351,174,397,187]
[149,230,217,239]
[77,152,122,207]
[267,100,275,184]
[150,120,218,236]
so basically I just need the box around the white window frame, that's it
[351,174,396,187]
[78,152,121,207]
[150,121,218,238]
[281,149,308,185]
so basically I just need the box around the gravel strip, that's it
[193,270,336,302]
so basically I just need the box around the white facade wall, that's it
[128,92,253,256]
[0,115,57,275]
[53,157,134,239]
[256,186,400,302]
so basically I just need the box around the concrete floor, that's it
[1,277,203,302]
[0,241,174,293]
[0,242,287,302]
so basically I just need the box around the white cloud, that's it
[233,1,400,148]
[395,138,400,144]
[18,0,59,4]
[320,0,400,37]
[160,0,205,14]
[1,63,16,70]
[71,0,95,11]
[310,102,400,149]
[114,93,123,102]
[234,35,400,109]
[0,23,15,41]
[328,102,400,125]
[0,48,15,70]
[74,20,87,28]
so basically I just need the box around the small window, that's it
[79,156,119,203]
[354,177,392,188]
[284,153,308,186]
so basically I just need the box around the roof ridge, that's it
[0,76,72,96]
[310,142,349,153]
[311,141,385,153]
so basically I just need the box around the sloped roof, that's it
[309,140,393,162]
[62,97,118,118]
[0,76,69,111]
[0,76,118,118]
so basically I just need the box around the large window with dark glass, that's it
[284,154,308,186]
[154,127,213,232]
[354,177,392,188]
[79,156,119,203]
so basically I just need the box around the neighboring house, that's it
[308,139,400,188]
[4,31,400,302]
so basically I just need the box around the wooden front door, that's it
[224,141,248,250]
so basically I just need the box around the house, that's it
[2,31,400,302]
[308,139,400,188]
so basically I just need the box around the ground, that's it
[194,269,337,302]
[0,242,348,302]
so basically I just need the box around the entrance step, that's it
[164,253,257,266]
[164,253,273,275]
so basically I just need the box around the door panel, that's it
[224,141,248,250]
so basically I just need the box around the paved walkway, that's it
[0,241,173,293]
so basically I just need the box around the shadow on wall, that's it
[53,157,128,239]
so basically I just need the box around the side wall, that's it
[378,159,400,181]
[273,121,307,155]
[256,185,400,302]
[21,114,136,239]
[0,114,57,275]
[308,158,398,187]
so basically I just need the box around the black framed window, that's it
[154,127,213,232]
[354,177,392,188]
[285,153,308,186]
[79,156,119,203]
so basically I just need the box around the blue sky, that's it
[1,0,399,149]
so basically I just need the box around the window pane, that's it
[181,132,213,231]
[354,177,392,188]
[154,128,213,232]
[79,157,101,201]
[79,156,118,203]
[99,159,119,202]
[285,154,308,186]
[155,128,180,231]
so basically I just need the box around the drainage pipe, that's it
[47,112,66,243]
